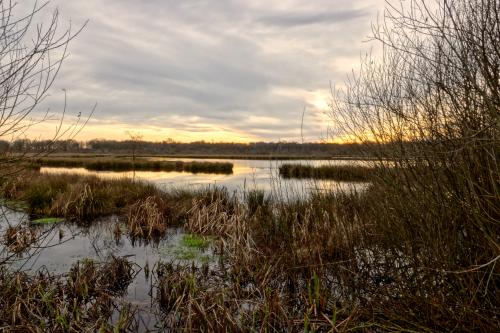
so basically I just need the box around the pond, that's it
[0,207,218,330]
[41,158,370,200]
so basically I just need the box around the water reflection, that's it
[0,213,213,305]
[41,158,370,200]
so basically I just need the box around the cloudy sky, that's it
[23,0,385,142]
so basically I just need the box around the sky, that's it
[20,0,386,143]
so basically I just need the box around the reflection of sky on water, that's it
[41,159,371,200]
[0,213,211,308]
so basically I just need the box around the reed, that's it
[279,163,373,181]
[0,172,160,221]
[32,157,233,174]
[0,257,138,331]
[0,169,497,331]
[151,181,499,332]
[127,196,167,239]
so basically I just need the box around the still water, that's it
[1,159,370,330]
[0,207,215,329]
[41,158,370,200]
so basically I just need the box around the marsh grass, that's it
[67,256,137,300]
[0,169,497,331]
[279,163,373,181]
[0,172,160,221]
[151,180,499,332]
[127,196,167,239]
[0,256,138,331]
[32,157,234,174]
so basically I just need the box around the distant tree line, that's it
[0,139,84,154]
[0,139,379,158]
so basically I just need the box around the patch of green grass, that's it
[0,198,29,211]
[31,217,64,225]
[181,234,212,249]
[159,234,215,262]
[172,247,199,261]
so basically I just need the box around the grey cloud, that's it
[23,0,384,141]
[257,8,370,27]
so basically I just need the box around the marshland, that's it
[1,0,499,332]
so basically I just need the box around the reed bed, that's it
[151,183,499,332]
[127,196,168,239]
[0,170,497,331]
[0,172,159,221]
[279,163,373,181]
[32,157,234,174]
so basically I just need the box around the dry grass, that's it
[185,188,239,236]
[127,196,167,239]
[3,225,37,253]
[152,182,499,332]
[0,256,138,331]
[1,169,497,331]
[0,172,160,221]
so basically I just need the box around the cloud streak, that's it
[258,8,370,27]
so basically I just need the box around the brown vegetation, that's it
[0,0,497,331]
[279,163,373,181]
[3,225,37,253]
[31,157,234,174]
[0,256,138,331]
[0,165,498,330]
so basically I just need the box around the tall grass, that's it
[0,256,138,331]
[279,163,373,181]
[32,157,233,174]
[0,172,158,221]
[151,181,499,331]
[0,168,498,331]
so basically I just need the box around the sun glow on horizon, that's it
[21,120,260,143]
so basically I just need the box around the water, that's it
[1,159,370,330]
[41,158,370,200]
[0,209,218,329]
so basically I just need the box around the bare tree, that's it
[0,0,91,178]
[0,0,89,266]
[126,130,143,163]
[330,0,498,325]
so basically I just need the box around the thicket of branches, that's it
[0,0,89,178]
[331,0,499,328]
